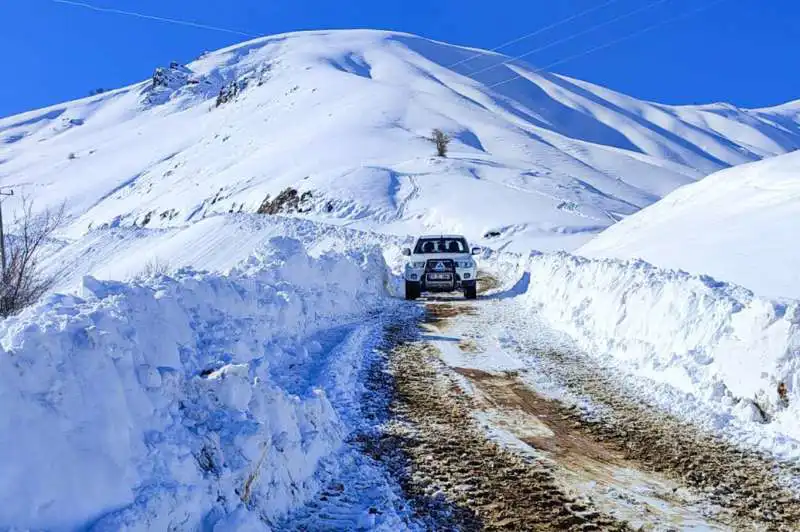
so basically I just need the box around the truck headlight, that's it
[407,261,426,269]
[457,260,474,268]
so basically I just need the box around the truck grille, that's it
[425,259,455,273]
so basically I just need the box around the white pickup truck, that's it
[402,235,481,300]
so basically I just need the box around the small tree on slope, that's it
[0,198,65,318]
[431,129,451,157]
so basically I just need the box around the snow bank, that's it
[0,237,390,531]
[517,252,800,434]
[40,214,407,297]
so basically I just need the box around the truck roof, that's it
[416,234,466,239]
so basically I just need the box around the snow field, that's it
[0,236,392,531]
[499,251,800,443]
[580,150,800,300]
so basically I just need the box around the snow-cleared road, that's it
[279,275,800,531]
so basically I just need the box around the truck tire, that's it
[405,280,421,300]
[463,282,477,300]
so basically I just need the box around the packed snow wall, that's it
[506,251,800,432]
[0,237,391,531]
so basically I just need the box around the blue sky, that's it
[0,0,797,117]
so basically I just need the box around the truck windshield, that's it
[414,238,469,254]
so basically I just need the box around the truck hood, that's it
[409,253,473,262]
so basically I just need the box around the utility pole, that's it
[0,187,13,275]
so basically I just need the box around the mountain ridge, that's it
[1,29,798,251]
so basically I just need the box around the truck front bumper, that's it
[405,269,477,292]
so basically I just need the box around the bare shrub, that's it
[138,257,171,278]
[0,198,66,318]
[431,128,451,157]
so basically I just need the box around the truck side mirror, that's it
[471,246,482,255]
[402,248,412,256]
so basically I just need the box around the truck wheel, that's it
[405,281,421,300]
[463,282,477,300]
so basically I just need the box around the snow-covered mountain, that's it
[2,29,799,253]
[4,29,800,531]
[580,149,800,299]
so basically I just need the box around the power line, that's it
[465,0,672,79]
[50,0,258,38]
[488,0,731,90]
[448,0,625,69]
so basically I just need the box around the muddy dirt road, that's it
[280,276,800,531]
[376,278,800,531]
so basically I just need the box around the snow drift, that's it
[39,213,406,295]
[514,251,799,436]
[579,150,800,299]
[0,237,390,531]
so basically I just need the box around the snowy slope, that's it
[580,150,800,299]
[2,30,799,253]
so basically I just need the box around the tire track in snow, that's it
[274,310,443,531]
[427,293,800,531]
[383,307,630,531]
[274,275,800,531]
